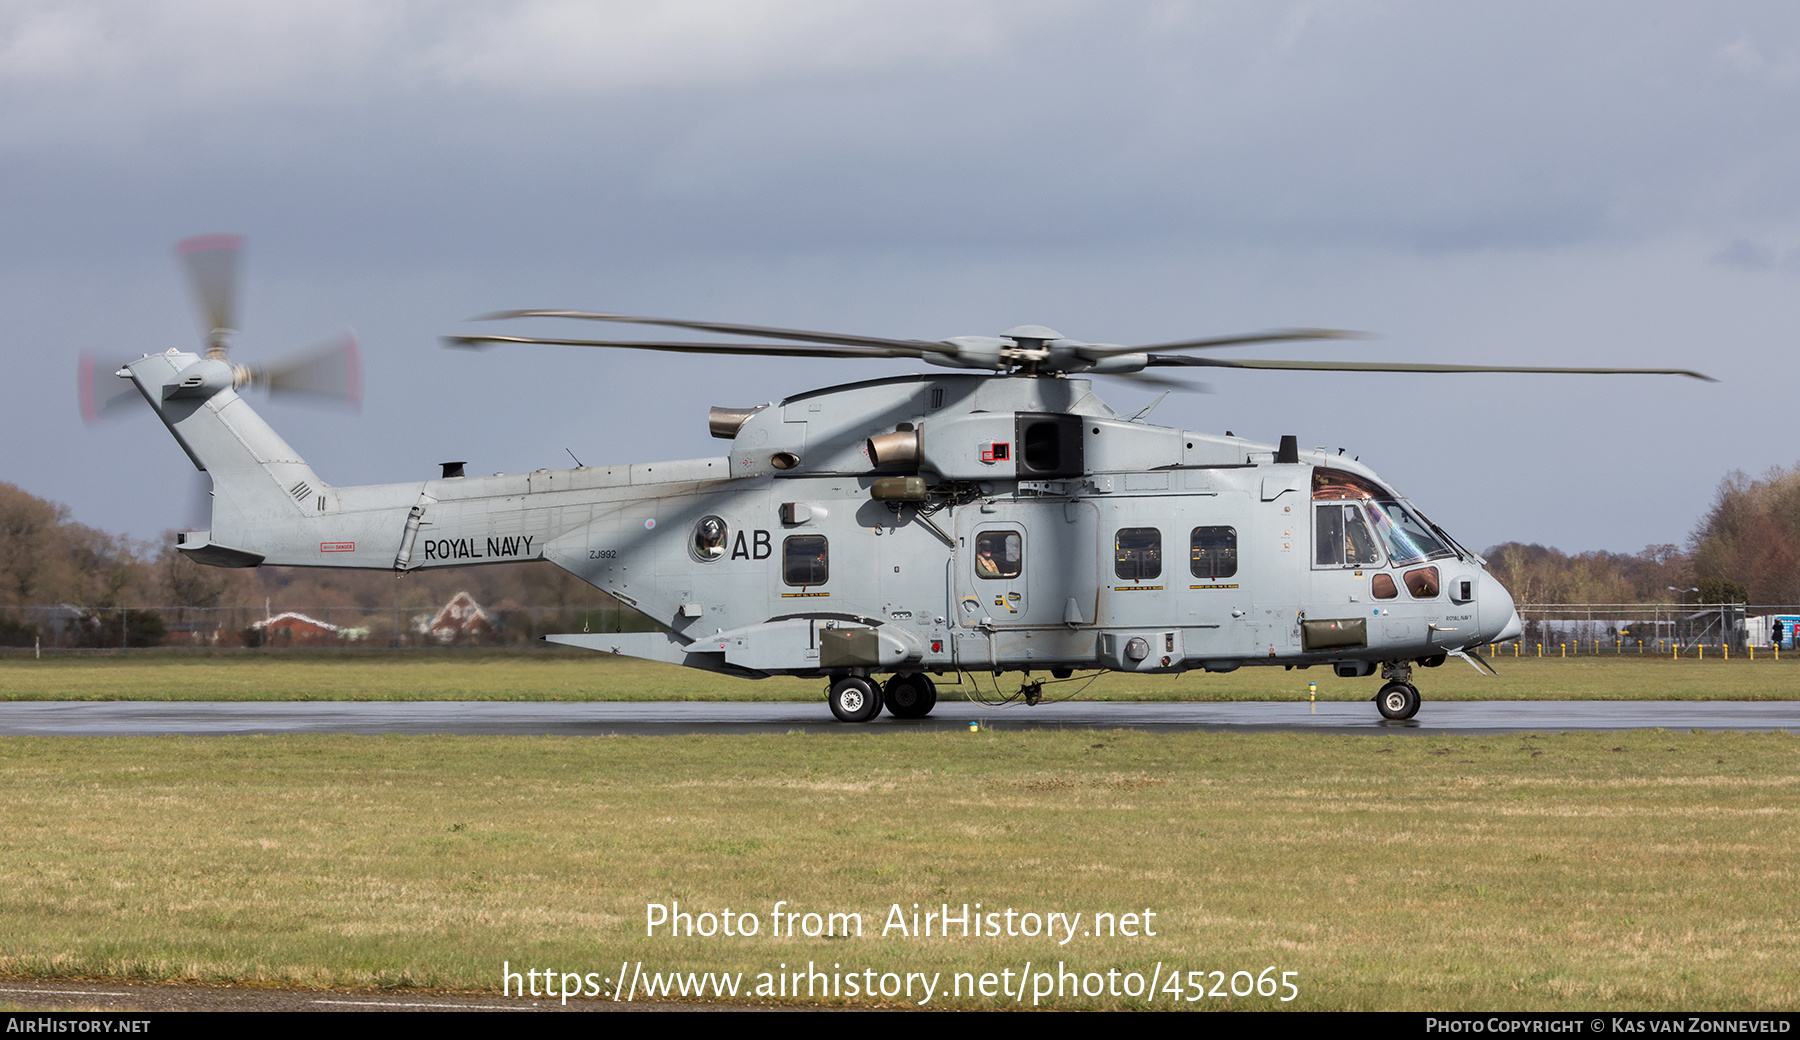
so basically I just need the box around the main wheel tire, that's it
[829,676,883,723]
[1376,681,1422,720]
[884,673,938,719]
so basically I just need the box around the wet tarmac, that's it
[1,699,1796,735]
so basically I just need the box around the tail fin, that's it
[124,350,336,566]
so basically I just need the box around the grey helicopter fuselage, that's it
[123,347,1522,718]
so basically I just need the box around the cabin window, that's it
[1403,566,1440,599]
[974,530,1022,580]
[1314,503,1382,568]
[1190,526,1238,579]
[783,535,829,586]
[1371,573,1399,599]
[692,515,728,562]
[1115,527,1162,581]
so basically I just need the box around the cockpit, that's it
[1311,467,1466,601]
[1307,464,1521,654]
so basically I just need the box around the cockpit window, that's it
[1315,503,1382,569]
[1365,500,1452,565]
[1312,470,1383,500]
[1313,467,1454,566]
[1404,566,1441,599]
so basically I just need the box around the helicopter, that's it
[94,236,1713,723]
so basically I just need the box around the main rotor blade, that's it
[77,353,144,424]
[1077,328,1368,359]
[1093,370,1214,393]
[253,331,364,409]
[445,334,921,360]
[176,234,243,351]
[477,310,959,357]
[1145,355,1718,381]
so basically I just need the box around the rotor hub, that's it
[1001,324,1063,344]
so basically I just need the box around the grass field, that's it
[0,730,1795,1010]
[2,652,1796,1010]
[5,648,1800,702]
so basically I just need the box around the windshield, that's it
[1312,467,1457,566]
[1363,499,1452,565]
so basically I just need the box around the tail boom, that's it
[123,350,732,573]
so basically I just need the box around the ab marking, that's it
[732,530,773,560]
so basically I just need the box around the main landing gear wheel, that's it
[883,673,938,719]
[829,676,883,723]
[1376,681,1421,720]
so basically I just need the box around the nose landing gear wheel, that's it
[829,676,883,723]
[883,673,938,719]
[1376,681,1421,720]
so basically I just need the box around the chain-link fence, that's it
[0,603,661,651]
[1500,603,1800,656]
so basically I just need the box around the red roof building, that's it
[418,591,501,645]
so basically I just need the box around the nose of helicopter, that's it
[1479,570,1523,645]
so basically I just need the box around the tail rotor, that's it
[241,331,363,409]
[78,235,364,426]
[177,234,243,361]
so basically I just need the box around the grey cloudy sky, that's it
[3,1,1795,555]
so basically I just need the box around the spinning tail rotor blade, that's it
[177,234,244,358]
[251,331,363,409]
[77,353,145,425]
[81,236,366,430]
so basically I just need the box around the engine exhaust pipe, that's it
[867,426,921,468]
[708,405,766,440]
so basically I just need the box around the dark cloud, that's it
[0,1,1793,553]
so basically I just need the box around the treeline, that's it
[1478,542,1693,606]
[0,481,617,641]
[1485,465,1800,606]
[1687,465,1800,605]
